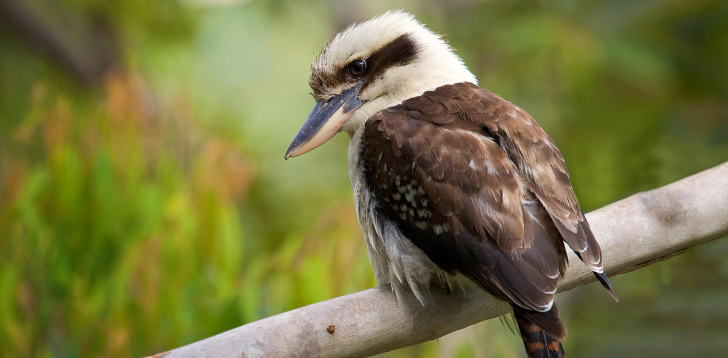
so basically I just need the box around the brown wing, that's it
[409,82,606,273]
[366,103,533,252]
[362,82,615,332]
[439,82,616,299]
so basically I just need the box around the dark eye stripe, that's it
[364,33,419,79]
[309,33,420,97]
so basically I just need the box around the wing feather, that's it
[361,81,615,321]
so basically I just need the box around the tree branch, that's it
[153,162,728,358]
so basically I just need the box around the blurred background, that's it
[1,0,727,357]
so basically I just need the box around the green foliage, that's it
[0,0,727,357]
[0,72,375,357]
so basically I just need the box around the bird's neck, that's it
[347,126,366,184]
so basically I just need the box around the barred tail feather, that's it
[514,307,566,358]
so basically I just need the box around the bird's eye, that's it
[348,60,367,77]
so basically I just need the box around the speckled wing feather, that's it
[426,82,603,270]
[362,82,616,339]
[433,83,615,298]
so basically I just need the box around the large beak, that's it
[285,82,364,159]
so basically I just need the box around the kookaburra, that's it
[285,11,617,358]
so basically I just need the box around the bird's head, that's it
[285,10,477,159]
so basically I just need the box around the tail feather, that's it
[514,307,566,358]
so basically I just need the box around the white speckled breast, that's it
[347,125,467,304]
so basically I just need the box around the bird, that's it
[285,10,617,358]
